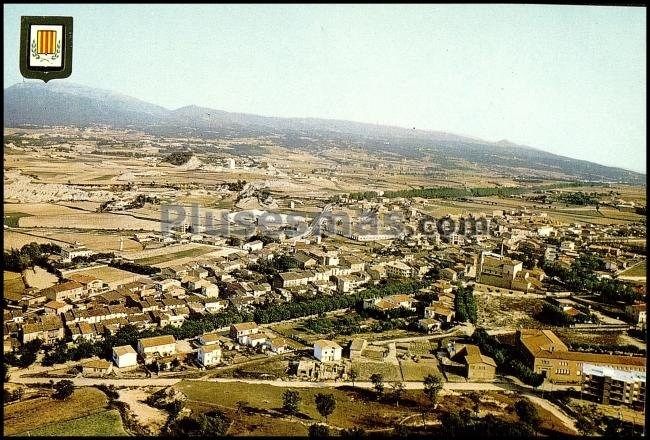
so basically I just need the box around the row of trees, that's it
[437,402,538,439]
[537,302,597,326]
[453,285,477,323]
[4,242,62,272]
[282,390,337,422]
[544,254,637,304]
[347,181,589,201]
[253,280,424,324]
[109,259,161,275]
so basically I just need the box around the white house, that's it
[112,345,138,368]
[313,339,342,362]
[197,345,222,366]
[242,240,264,252]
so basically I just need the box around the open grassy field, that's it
[4,387,111,436]
[16,409,128,436]
[175,380,413,431]
[135,246,218,266]
[351,360,403,381]
[399,359,441,381]
[475,292,544,330]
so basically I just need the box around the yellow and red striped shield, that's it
[36,30,57,54]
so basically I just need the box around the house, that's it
[349,338,368,359]
[477,252,523,290]
[385,261,413,278]
[137,335,177,362]
[22,316,65,344]
[275,271,314,289]
[418,318,442,333]
[69,322,103,343]
[197,345,222,366]
[199,333,221,346]
[451,344,496,381]
[246,333,268,348]
[156,279,181,292]
[230,322,259,341]
[41,280,85,302]
[82,358,113,376]
[112,345,138,368]
[242,240,264,252]
[363,294,415,312]
[314,339,342,362]
[67,273,104,294]
[296,359,317,378]
[44,300,71,315]
[60,243,94,262]
[625,303,646,329]
[424,304,455,323]
[267,337,289,354]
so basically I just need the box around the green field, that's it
[399,360,441,381]
[17,409,128,436]
[175,380,410,430]
[135,247,215,266]
[4,387,111,436]
[351,361,402,381]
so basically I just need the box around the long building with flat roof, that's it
[517,329,646,384]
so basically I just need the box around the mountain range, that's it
[4,81,645,185]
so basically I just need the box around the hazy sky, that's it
[4,4,647,173]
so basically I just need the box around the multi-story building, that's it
[385,261,413,278]
[137,335,177,362]
[582,363,646,411]
[41,280,85,302]
[314,339,342,362]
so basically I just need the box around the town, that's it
[3,124,647,438]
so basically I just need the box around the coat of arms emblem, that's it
[20,16,73,82]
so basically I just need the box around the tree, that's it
[171,358,181,370]
[282,390,302,417]
[236,400,248,419]
[370,373,384,399]
[514,399,540,428]
[348,368,359,387]
[391,381,406,407]
[467,391,482,415]
[53,379,74,400]
[309,423,330,439]
[198,410,230,436]
[423,374,443,408]
[341,426,366,439]
[314,393,336,422]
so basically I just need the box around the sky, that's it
[3,4,647,173]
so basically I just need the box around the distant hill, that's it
[4,81,645,185]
